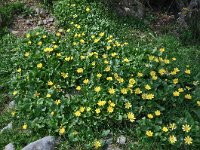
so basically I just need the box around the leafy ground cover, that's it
[0,0,199,149]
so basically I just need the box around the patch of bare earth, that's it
[11,0,56,37]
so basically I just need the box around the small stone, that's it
[11,30,19,34]
[106,144,121,150]
[48,17,54,22]
[22,136,55,150]
[38,20,43,25]
[1,122,12,133]
[4,143,15,150]
[43,20,47,25]
[116,135,126,145]
[8,101,15,109]
[124,7,130,12]
[35,8,40,14]
[26,20,31,25]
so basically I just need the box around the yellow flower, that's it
[105,66,111,72]
[147,114,153,119]
[123,58,129,63]
[38,41,42,46]
[169,135,177,144]
[11,111,16,116]
[184,136,193,145]
[86,7,90,12]
[150,71,156,76]
[127,112,136,122]
[182,124,191,132]
[94,38,100,43]
[92,61,96,66]
[59,127,65,135]
[125,102,132,109]
[95,108,101,114]
[185,69,191,74]
[42,35,47,38]
[83,79,89,84]
[111,52,117,57]
[146,130,153,137]
[173,78,178,84]
[145,84,151,90]
[137,72,143,77]
[146,93,154,100]
[80,39,85,44]
[121,88,128,94]
[159,68,166,75]
[159,48,165,52]
[107,106,114,113]
[37,63,43,68]
[152,75,158,80]
[46,94,51,98]
[94,140,101,149]
[117,78,124,83]
[26,34,30,38]
[76,86,81,91]
[135,88,142,94]
[24,52,30,57]
[162,127,168,132]
[86,107,91,112]
[99,32,105,37]
[108,101,115,107]
[44,47,53,52]
[56,32,61,37]
[57,53,61,57]
[106,77,113,81]
[108,87,115,94]
[77,68,83,73]
[169,123,177,130]
[48,81,53,86]
[74,111,81,117]
[106,45,111,50]
[164,59,170,64]
[94,86,101,93]
[129,78,136,85]
[155,110,161,116]
[97,73,102,78]
[17,68,21,73]
[97,100,106,106]
[197,101,200,106]
[22,124,27,130]
[178,88,184,92]
[61,72,68,78]
[172,57,176,61]
[79,107,85,112]
[185,94,192,100]
[173,91,180,97]
[51,111,55,116]
[55,99,61,105]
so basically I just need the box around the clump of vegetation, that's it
[8,0,200,149]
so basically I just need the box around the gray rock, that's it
[43,19,47,25]
[22,136,55,150]
[38,20,43,25]
[106,144,121,150]
[8,101,15,109]
[11,30,19,34]
[35,8,40,14]
[48,17,54,22]
[4,143,15,150]
[116,135,126,145]
[26,20,32,25]
[1,122,12,133]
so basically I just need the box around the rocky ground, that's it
[10,0,56,37]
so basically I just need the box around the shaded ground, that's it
[10,0,56,37]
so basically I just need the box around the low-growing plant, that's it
[8,0,200,149]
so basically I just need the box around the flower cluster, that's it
[10,0,199,149]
